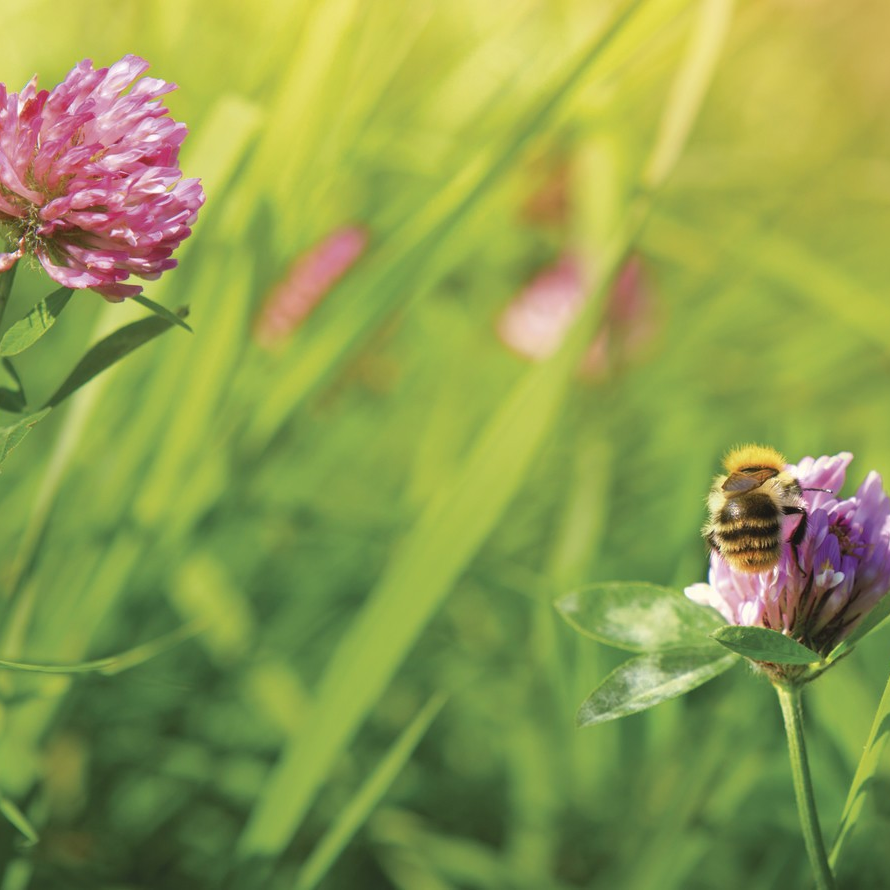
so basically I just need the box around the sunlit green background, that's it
[1,0,890,887]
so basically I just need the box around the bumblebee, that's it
[703,445,820,573]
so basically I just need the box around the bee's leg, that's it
[785,507,808,546]
[783,506,808,571]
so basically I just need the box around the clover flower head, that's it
[497,253,656,375]
[497,254,587,360]
[0,55,204,299]
[686,452,890,656]
[254,226,368,349]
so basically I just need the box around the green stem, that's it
[776,684,836,890]
[0,265,17,331]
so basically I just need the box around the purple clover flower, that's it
[686,452,890,656]
[0,55,204,299]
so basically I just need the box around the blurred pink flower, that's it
[497,255,585,360]
[497,253,656,374]
[686,453,890,656]
[0,55,204,299]
[254,226,368,348]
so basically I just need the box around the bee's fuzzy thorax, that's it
[723,444,787,475]
[704,443,806,574]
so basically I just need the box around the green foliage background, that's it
[1,0,890,887]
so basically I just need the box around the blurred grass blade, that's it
[0,288,72,357]
[244,0,652,451]
[370,811,519,888]
[0,408,51,469]
[237,0,735,855]
[829,671,890,869]
[295,694,447,890]
[237,223,634,858]
[641,0,735,191]
[169,554,256,664]
[0,622,200,676]
[131,294,193,332]
[647,212,890,349]
[576,649,739,726]
[43,310,189,409]
[0,796,38,847]
[257,0,362,202]
[131,250,254,530]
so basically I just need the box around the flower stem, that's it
[776,684,836,890]
[0,264,16,330]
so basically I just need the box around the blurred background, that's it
[1,0,890,887]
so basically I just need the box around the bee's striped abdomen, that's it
[714,494,782,571]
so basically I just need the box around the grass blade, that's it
[237,221,635,859]
[641,0,736,191]
[0,622,200,677]
[0,796,38,847]
[294,694,447,890]
[243,0,652,452]
[646,212,890,350]
[829,671,890,870]
[236,0,735,857]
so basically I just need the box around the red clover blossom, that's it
[0,55,204,299]
[497,253,656,376]
[253,226,368,348]
[686,452,890,656]
[497,254,588,360]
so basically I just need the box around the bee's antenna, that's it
[802,487,833,494]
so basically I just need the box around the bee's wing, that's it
[721,472,763,494]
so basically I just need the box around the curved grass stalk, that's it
[829,669,890,870]
[0,621,202,677]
